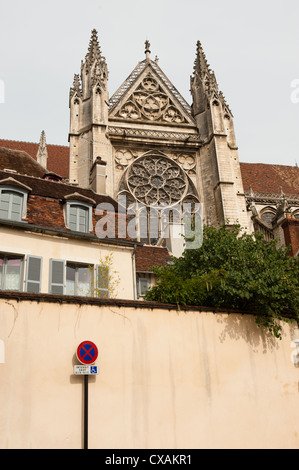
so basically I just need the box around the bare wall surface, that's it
[0,296,298,449]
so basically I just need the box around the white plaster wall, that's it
[0,227,135,300]
[0,297,298,449]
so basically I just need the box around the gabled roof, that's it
[0,147,47,178]
[109,58,195,126]
[135,245,172,272]
[0,139,69,178]
[240,162,299,195]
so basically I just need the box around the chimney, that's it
[90,156,107,194]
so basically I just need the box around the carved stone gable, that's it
[114,73,188,124]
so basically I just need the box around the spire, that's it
[87,28,102,63]
[36,130,48,169]
[192,40,218,97]
[80,29,108,98]
[193,40,210,79]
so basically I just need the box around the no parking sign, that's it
[76,340,98,365]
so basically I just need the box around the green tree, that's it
[145,224,299,339]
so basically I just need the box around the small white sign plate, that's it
[74,365,99,375]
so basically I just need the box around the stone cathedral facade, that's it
[0,29,298,265]
[68,30,251,250]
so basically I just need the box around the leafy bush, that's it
[145,224,299,339]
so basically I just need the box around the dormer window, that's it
[260,208,276,226]
[68,203,91,232]
[0,179,31,222]
[64,192,96,233]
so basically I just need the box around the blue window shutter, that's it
[49,259,65,294]
[26,255,42,293]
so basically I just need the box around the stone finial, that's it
[145,40,151,60]
[36,130,48,169]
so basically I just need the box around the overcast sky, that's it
[0,0,299,166]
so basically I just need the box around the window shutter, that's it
[68,205,78,231]
[96,265,109,298]
[0,192,10,219]
[26,255,42,293]
[49,259,65,295]
[78,207,88,232]
[10,192,23,221]
[68,204,88,232]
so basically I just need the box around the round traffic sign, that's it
[76,340,98,365]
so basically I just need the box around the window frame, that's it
[65,200,93,233]
[137,275,151,298]
[66,262,93,297]
[0,185,29,221]
[0,253,24,291]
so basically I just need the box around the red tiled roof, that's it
[135,245,172,272]
[0,139,69,178]
[0,169,117,208]
[0,167,133,242]
[0,147,46,178]
[240,162,299,195]
[2,139,299,199]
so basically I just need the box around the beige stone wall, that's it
[1,295,299,449]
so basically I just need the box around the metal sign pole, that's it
[75,341,99,450]
[84,374,88,450]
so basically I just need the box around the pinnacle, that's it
[39,130,47,149]
[194,40,210,78]
[87,28,102,63]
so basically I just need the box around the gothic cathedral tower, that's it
[69,30,250,247]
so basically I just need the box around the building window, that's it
[66,263,92,296]
[49,259,110,298]
[66,202,93,233]
[0,253,41,293]
[261,210,275,225]
[0,254,23,290]
[0,188,28,221]
[137,276,151,298]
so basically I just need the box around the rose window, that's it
[127,154,187,206]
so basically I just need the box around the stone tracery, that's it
[126,153,188,206]
[117,75,187,123]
